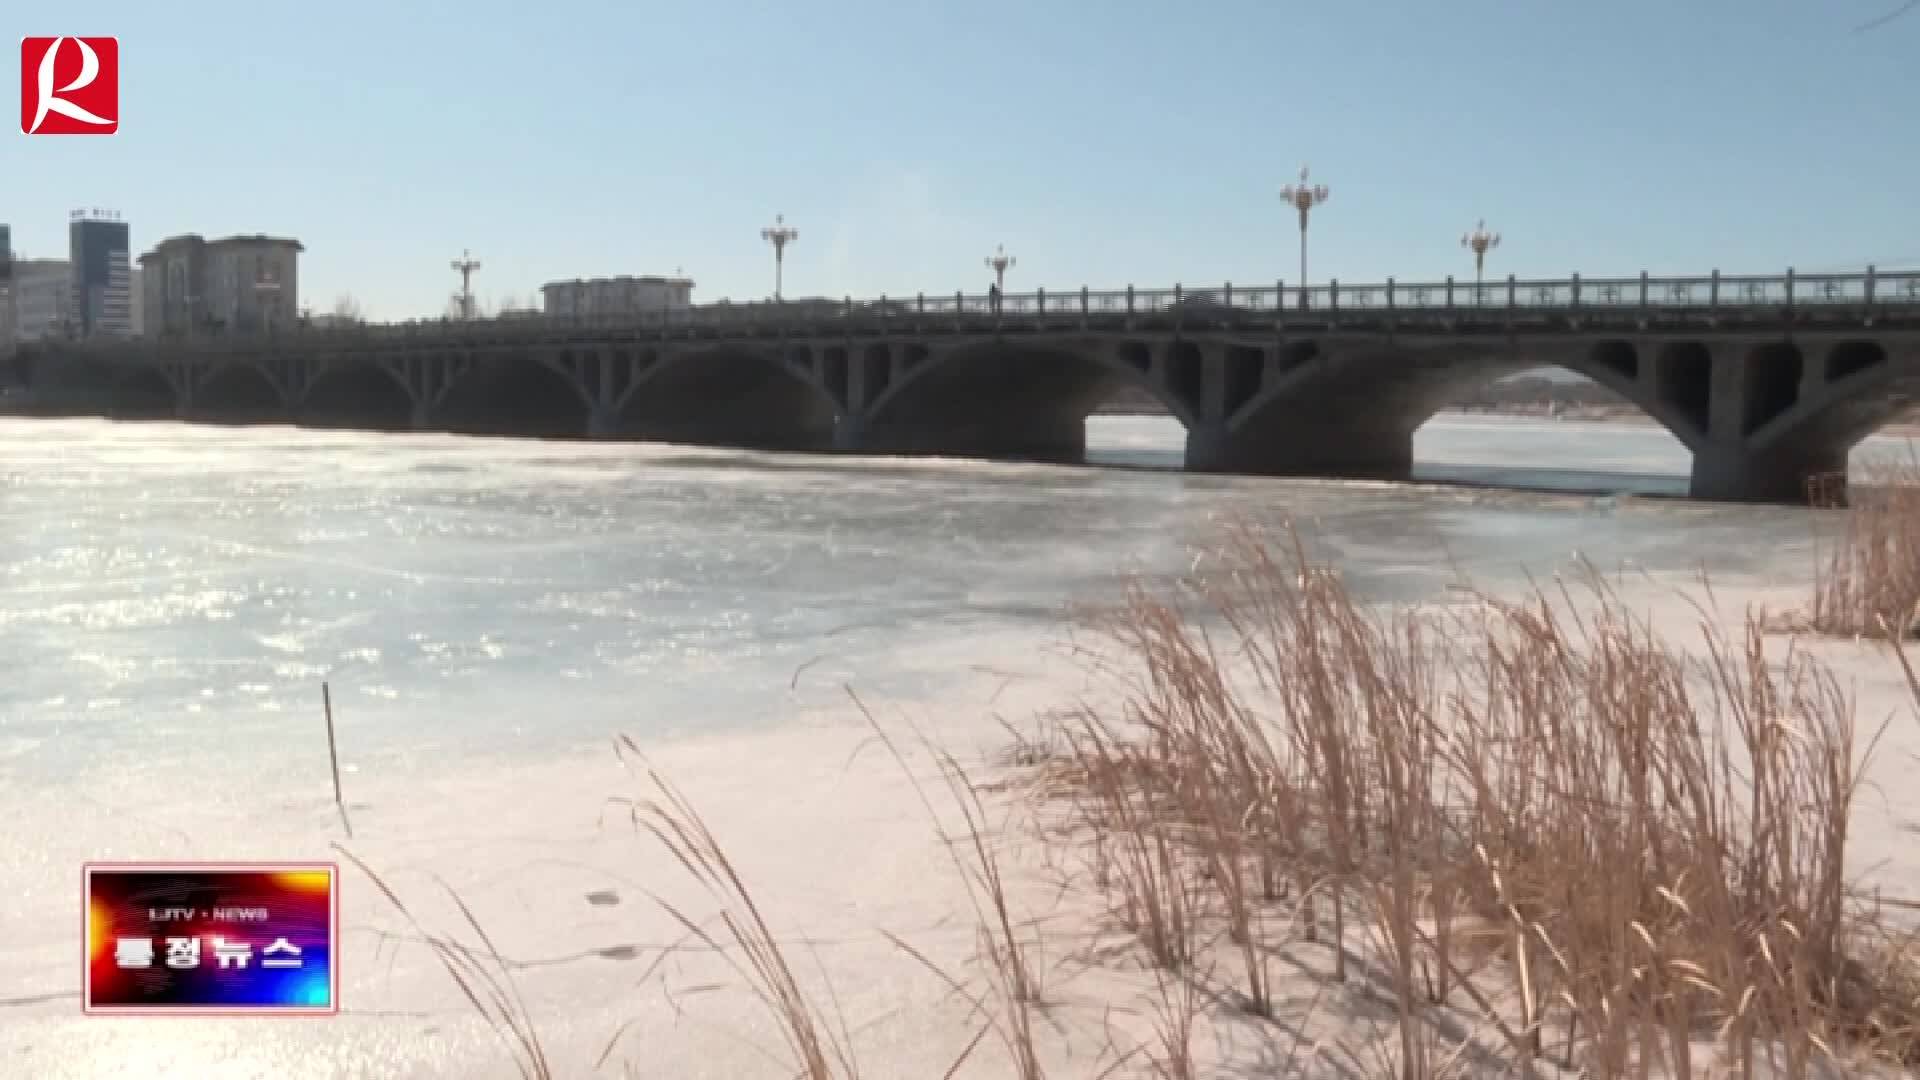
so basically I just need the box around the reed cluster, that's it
[1030,524,1920,1077]
[1808,454,1920,640]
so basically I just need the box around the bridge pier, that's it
[1184,425,1232,472]
[409,401,434,431]
[1688,444,1847,504]
[832,414,865,452]
[587,404,622,439]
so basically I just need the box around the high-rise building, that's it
[69,209,132,338]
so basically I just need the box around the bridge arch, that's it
[109,365,181,419]
[857,340,1198,462]
[296,360,418,431]
[1742,340,1920,478]
[195,362,290,423]
[438,352,591,438]
[619,346,841,451]
[1199,340,1711,479]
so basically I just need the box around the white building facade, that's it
[128,266,144,336]
[93,248,134,337]
[541,275,694,318]
[12,259,73,341]
[206,236,301,333]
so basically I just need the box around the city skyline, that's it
[9,0,1918,322]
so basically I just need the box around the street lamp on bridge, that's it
[450,249,481,321]
[761,215,798,301]
[1462,219,1501,295]
[985,244,1016,292]
[1279,166,1330,309]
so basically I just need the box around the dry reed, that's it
[854,690,1053,1080]
[1028,521,1920,1079]
[321,681,353,838]
[600,732,867,1080]
[332,844,554,1080]
[1808,450,1920,640]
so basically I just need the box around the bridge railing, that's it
[429,267,1920,333]
[413,267,1920,330]
[940,269,1920,320]
[1509,280,1575,308]
[46,268,1920,354]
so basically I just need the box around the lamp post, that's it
[761,215,798,301]
[984,244,1016,291]
[450,249,481,321]
[1462,219,1501,299]
[1279,165,1330,309]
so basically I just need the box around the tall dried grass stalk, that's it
[604,733,866,1080]
[332,844,554,1080]
[855,691,1049,1080]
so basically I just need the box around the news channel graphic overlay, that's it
[84,863,338,1015]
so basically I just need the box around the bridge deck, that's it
[23,268,1920,361]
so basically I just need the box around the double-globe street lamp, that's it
[1279,165,1330,309]
[449,250,481,321]
[761,215,798,302]
[1462,219,1501,302]
[985,244,1015,313]
[985,244,1015,291]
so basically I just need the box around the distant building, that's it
[12,259,73,341]
[69,210,132,338]
[0,224,12,346]
[767,296,860,318]
[139,233,303,335]
[128,266,144,336]
[541,275,694,318]
[208,235,301,333]
[139,235,209,336]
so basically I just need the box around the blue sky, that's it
[9,0,1918,321]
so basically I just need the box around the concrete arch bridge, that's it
[20,269,1920,503]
